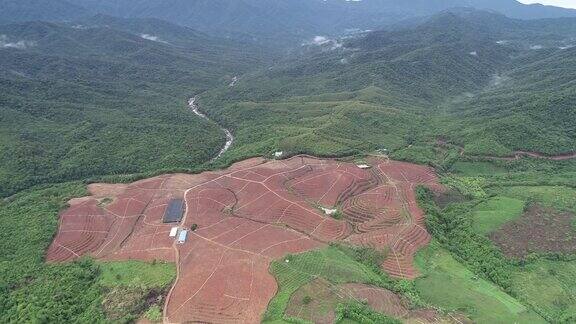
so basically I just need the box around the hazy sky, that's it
[519,0,576,9]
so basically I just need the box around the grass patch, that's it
[98,260,175,322]
[414,243,545,323]
[452,161,508,176]
[493,186,576,213]
[98,260,175,288]
[512,259,576,322]
[144,305,163,322]
[470,196,525,235]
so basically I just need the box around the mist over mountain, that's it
[195,8,576,162]
[3,1,576,324]
[3,0,576,46]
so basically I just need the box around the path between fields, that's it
[188,97,234,161]
[162,160,311,323]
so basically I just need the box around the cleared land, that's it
[47,155,441,323]
[490,204,576,258]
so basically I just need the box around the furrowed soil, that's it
[47,155,442,323]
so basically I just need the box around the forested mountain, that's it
[448,45,576,155]
[3,0,576,46]
[0,18,265,197]
[2,2,576,324]
[197,9,576,161]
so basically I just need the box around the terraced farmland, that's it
[48,155,442,322]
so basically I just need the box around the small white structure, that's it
[178,230,188,244]
[357,164,371,169]
[274,151,283,158]
[169,227,179,237]
[320,207,338,216]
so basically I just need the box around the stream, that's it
[188,97,234,161]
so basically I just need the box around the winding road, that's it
[188,97,234,161]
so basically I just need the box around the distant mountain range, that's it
[196,8,576,159]
[2,0,576,45]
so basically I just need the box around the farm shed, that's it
[178,230,188,244]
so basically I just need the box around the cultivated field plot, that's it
[47,155,441,323]
[490,204,576,258]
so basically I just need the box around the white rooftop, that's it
[320,207,338,215]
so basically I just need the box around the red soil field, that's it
[47,155,442,323]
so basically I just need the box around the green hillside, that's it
[0,20,265,197]
[445,46,576,155]
[1,6,576,323]
[199,10,576,162]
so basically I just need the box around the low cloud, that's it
[140,34,168,43]
[530,45,543,50]
[0,35,36,49]
[302,36,342,50]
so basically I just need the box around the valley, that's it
[1,1,576,323]
[188,97,234,162]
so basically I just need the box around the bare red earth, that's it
[47,155,441,323]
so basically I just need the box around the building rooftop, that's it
[163,199,184,223]
[178,230,188,243]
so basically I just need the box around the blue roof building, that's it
[178,230,188,244]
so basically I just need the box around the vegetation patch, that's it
[415,243,545,323]
[512,259,576,322]
[284,278,345,323]
[97,260,175,322]
[263,246,385,322]
[97,197,113,207]
[441,176,487,199]
[0,183,109,323]
[493,186,576,213]
[432,189,468,209]
[264,245,462,323]
[470,196,525,235]
[335,301,401,324]
[98,260,175,288]
[490,204,576,258]
[451,161,508,176]
[417,187,513,290]
[144,305,163,322]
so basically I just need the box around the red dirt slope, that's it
[47,155,441,323]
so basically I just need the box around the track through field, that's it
[47,155,443,323]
